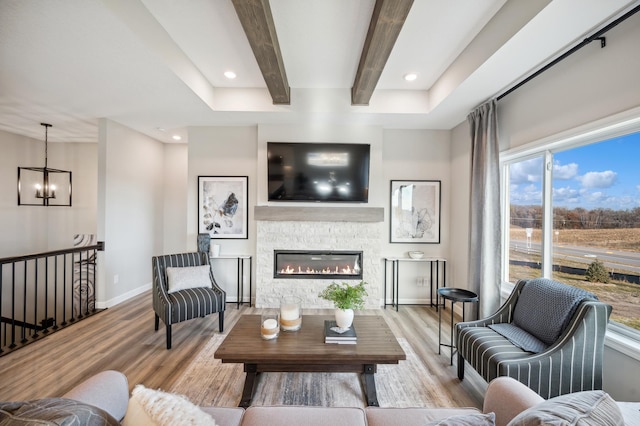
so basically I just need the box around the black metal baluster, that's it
[78,250,83,319]
[43,256,50,334]
[62,253,68,326]
[53,255,59,330]
[91,248,96,313]
[20,261,28,343]
[70,252,76,323]
[84,249,89,316]
[10,262,16,349]
[32,259,38,340]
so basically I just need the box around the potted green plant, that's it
[318,281,368,329]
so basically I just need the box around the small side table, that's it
[438,287,478,365]
[210,254,252,309]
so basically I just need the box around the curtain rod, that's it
[497,3,640,101]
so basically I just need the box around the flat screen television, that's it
[267,142,370,202]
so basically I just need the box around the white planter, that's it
[334,308,354,329]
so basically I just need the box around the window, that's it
[502,116,640,334]
[506,155,544,284]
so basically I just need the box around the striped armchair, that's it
[152,252,226,349]
[456,278,611,399]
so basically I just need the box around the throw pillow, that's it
[512,278,597,346]
[425,412,495,425]
[0,397,119,425]
[507,390,624,426]
[166,265,211,294]
[123,385,216,426]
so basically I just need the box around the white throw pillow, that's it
[123,385,216,426]
[166,265,211,294]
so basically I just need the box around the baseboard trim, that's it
[96,282,152,309]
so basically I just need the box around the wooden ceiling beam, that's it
[232,0,290,105]
[351,0,414,106]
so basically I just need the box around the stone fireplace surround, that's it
[255,206,384,309]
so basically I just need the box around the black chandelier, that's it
[17,123,72,206]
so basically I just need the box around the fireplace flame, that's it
[279,264,357,275]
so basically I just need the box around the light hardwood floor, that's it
[0,292,486,408]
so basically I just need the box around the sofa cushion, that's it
[365,407,483,426]
[0,397,119,425]
[242,406,366,426]
[424,412,495,425]
[166,265,211,294]
[200,407,245,426]
[507,390,623,426]
[512,278,597,346]
[122,385,216,426]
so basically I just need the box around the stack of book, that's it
[324,320,357,344]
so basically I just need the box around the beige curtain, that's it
[468,99,501,318]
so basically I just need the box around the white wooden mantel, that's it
[254,206,384,223]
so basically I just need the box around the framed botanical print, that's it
[390,180,441,243]
[198,176,248,239]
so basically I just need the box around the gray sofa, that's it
[47,370,638,426]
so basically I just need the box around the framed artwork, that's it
[390,180,441,243]
[198,176,248,239]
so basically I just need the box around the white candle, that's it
[261,316,279,340]
[262,318,278,330]
[280,304,300,320]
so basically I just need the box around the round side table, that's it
[437,287,478,366]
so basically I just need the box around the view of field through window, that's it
[508,133,640,331]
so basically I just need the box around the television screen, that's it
[267,142,370,202]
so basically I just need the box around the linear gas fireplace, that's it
[274,250,363,280]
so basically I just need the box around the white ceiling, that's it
[0,0,636,143]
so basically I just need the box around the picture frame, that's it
[198,176,248,239]
[390,180,441,243]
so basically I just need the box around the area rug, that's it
[170,335,458,408]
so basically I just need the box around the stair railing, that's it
[0,241,104,355]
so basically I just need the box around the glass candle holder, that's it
[260,311,280,340]
[280,296,302,331]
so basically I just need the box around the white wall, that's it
[0,129,97,257]
[449,122,472,291]
[381,129,453,302]
[497,11,640,151]
[97,119,165,306]
[186,126,258,299]
[162,143,188,253]
[447,13,640,401]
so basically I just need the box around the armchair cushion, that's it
[166,265,212,294]
[166,287,223,324]
[487,323,547,353]
[511,278,597,346]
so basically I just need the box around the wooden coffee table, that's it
[214,314,406,407]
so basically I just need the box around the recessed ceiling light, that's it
[224,71,237,79]
[172,135,182,141]
[404,73,418,82]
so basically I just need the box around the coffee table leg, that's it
[240,364,258,408]
[363,364,379,407]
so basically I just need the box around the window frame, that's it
[500,107,640,356]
